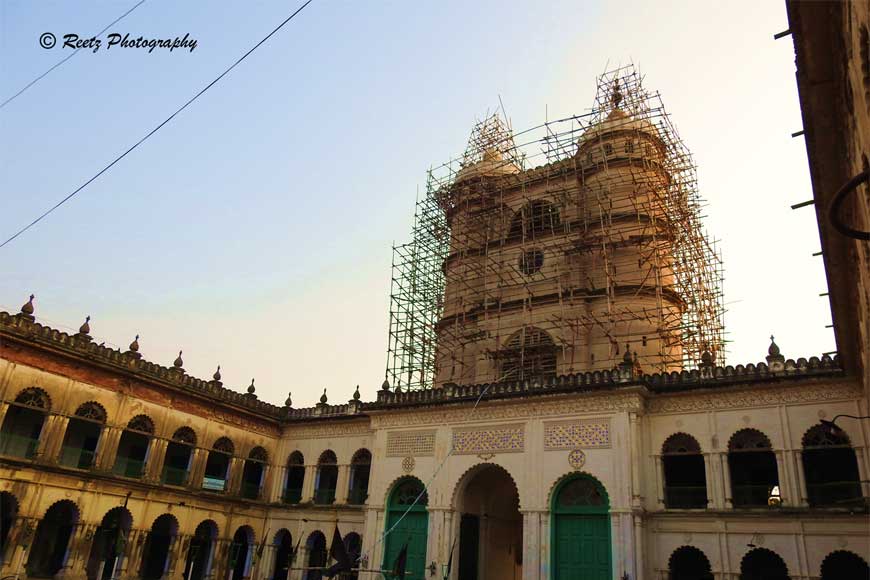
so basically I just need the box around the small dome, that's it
[455,148,520,183]
[173,350,184,368]
[768,335,780,356]
[129,334,140,352]
[20,294,35,315]
[79,315,91,335]
[381,379,390,392]
[577,108,659,149]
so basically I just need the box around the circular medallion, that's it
[402,456,415,473]
[568,449,586,469]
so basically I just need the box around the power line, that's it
[0,0,315,250]
[0,0,148,110]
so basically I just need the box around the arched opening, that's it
[662,433,708,509]
[668,546,713,580]
[271,529,293,580]
[383,477,429,580]
[348,449,371,505]
[140,514,178,580]
[550,473,611,580]
[739,548,788,580]
[112,414,154,478]
[60,401,106,469]
[85,506,133,580]
[0,387,50,459]
[498,326,557,383]
[241,446,268,500]
[821,550,870,579]
[183,520,218,580]
[455,464,521,580]
[315,450,338,505]
[507,200,561,242]
[162,426,197,486]
[304,531,327,580]
[728,429,779,507]
[284,451,305,504]
[203,437,234,492]
[802,425,862,506]
[0,492,19,564]
[344,533,362,580]
[229,526,254,580]
[26,500,79,576]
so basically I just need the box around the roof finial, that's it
[129,334,140,352]
[623,343,632,363]
[380,379,390,392]
[20,294,35,316]
[353,385,361,401]
[213,365,222,381]
[320,388,328,404]
[768,335,780,356]
[284,391,293,407]
[611,79,623,109]
[247,378,256,395]
[173,350,184,368]
[79,315,91,335]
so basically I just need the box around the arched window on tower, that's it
[728,429,779,507]
[348,449,371,505]
[801,424,862,507]
[162,427,197,486]
[662,433,707,509]
[240,447,268,500]
[59,402,106,469]
[112,414,154,479]
[498,326,557,383]
[314,450,338,505]
[0,387,50,459]
[202,437,234,492]
[283,451,305,504]
[507,200,561,242]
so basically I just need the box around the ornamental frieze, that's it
[451,424,524,455]
[647,381,862,413]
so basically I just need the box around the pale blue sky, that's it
[0,0,833,407]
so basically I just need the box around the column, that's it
[301,465,317,502]
[628,412,642,508]
[36,414,68,463]
[118,528,145,579]
[0,402,8,430]
[653,455,664,508]
[540,512,550,580]
[167,534,188,580]
[271,466,287,503]
[719,453,733,509]
[227,457,244,495]
[633,514,645,580]
[146,439,169,483]
[260,464,275,502]
[521,510,542,580]
[854,447,869,500]
[188,448,208,488]
[774,450,791,506]
[95,426,122,471]
[792,451,809,507]
[334,465,350,505]
[704,453,716,509]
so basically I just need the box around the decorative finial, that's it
[284,391,293,407]
[320,388,328,404]
[380,379,390,392]
[247,379,256,395]
[395,383,403,394]
[129,334,140,352]
[353,385,361,401]
[701,349,713,364]
[173,350,184,368]
[611,79,623,109]
[213,365,221,381]
[768,335,780,356]
[623,343,632,363]
[20,294,35,316]
[79,315,91,335]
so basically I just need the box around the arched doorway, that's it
[551,473,611,580]
[344,532,362,580]
[668,545,713,580]
[0,492,18,564]
[272,529,293,580]
[86,507,133,580]
[454,464,522,580]
[183,520,218,580]
[140,514,178,580]
[739,548,788,580]
[26,500,79,576]
[821,550,870,579]
[229,526,254,580]
[383,477,429,580]
[304,531,327,580]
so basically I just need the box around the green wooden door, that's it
[383,478,429,580]
[551,474,612,580]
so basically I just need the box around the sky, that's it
[0,0,834,407]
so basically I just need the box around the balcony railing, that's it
[112,457,145,479]
[347,487,368,505]
[807,481,864,507]
[314,488,336,505]
[0,434,40,459]
[59,446,95,469]
[732,484,778,507]
[162,466,189,486]
[240,482,261,500]
[283,488,302,504]
[202,476,227,492]
[664,486,708,509]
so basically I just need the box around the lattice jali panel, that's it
[451,424,525,455]
[544,419,611,449]
[386,430,436,457]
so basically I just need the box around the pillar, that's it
[719,453,733,509]
[36,414,68,463]
[260,464,275,502]
[146,439,169,483]
[704,453,717,509]
[271,466,287,503]
[0,403,8,432]
[854,448,869,500]
[792,450,809,506]
[774,450,791,506]
[95,426,122,471]
[633,514,645,580]
[628,412,642,508]
[653,455,664,508]
[188,448,208,489]
[67,522,97,575]
[334,465,350,505]
[521,510,542,580]
[227,457,244,495]
[301,465,317,502]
